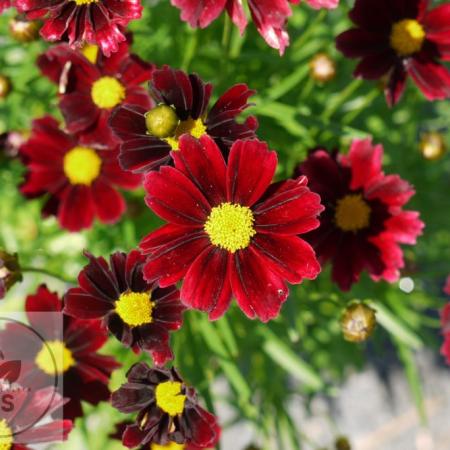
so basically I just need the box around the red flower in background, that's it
[38,40,154,148]
[444,275,450,296]
[140,135,323,322]
[336,0,450,106]
[0,285,120,420]
[110,65,258,173]
[0,0,12,13]
[16,0,141,56]
[19,116,141,232]
[64,250,185,366]
[298,139,424,291]
[171,0,338,55]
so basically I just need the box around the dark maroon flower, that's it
[38,40,154,148]
[16,0,142,56]
[111,363,220,448]
[297,138,424,291]
[19,116,142,232]
[64,250,185,366]
[336,0,450,106]
[109,66,258,173]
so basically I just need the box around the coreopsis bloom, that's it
[109,66,258,173]
[0,250,22,299]
[16,0,142,56]
[38,40,154,148]
[171,0,338,55]
[336,0,450,106]
[111,363,220,448]
[140,135,323,322]
[19,116,141,232]
[297,139,424,291]
[64,250,185,366]
[0,384,72,448]
[0,285,120,420]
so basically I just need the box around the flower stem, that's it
[21,266,75,284]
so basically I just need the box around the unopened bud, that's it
[309,53,336,83]
[145,104,179,138]
[341,302,376,343]
[0,75,11,100]
[419,131,446,161]
[0,251,22,299]
[335,436,351,450]
[9,16,40,43]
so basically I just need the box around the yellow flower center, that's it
[165,117,207,151]
[0,419,13,450]
[91,76,126,109]
[151,443,185,450]
[204,202,256,253]
[390,19,425,56]
[73,0,98,5]
[115,291,153,327]
[155,381,186,416]
[335,194,371,232]
[63,146,102,186]
[35,340,75,375]
[81,43,99,64]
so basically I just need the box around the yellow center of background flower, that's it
[335,194,371,232]
[63,146,102,186]
[204,202,256,253]
[35,340,75,375]
[115,291,153,327]
[0,419,13,450]
[151,443,185,450]
[390,19,425,56]
[73,0,98,6]
[91,76,126,109]
[155,381,186,416]
[165,117,207,150]
[81,43,99,64]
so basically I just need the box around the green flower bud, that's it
[145,104,179,138]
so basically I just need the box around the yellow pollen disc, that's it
[204,202,256,253]
[35,340,75,375]
[390,19,425,56]
[81,43,99,64]
[91,76,126,109]
[63,146,102,186]
[115,291,153,327]
[151,443,185,450]
[0,419,13,450]
[335,194,371,232]
[73,0,98,5]
[155,381,186,416]
[164,117,207,151]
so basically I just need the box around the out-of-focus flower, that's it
[16,0,142,56]
[309,53,336,83]
[38,39,154,148]
[0,130,28,159]
[341,302,376,342]
[110,66,258,173]
[64,250,185,366]
[111,363,220,448]
[336,0,450,106]
[9,15,40,42]
[444,275,450,296]
[0,0,12,13]
[419,131,447,160]
[297,138,424,291]
[0,74,11,99]
[19,116,142,232]
[171,0,339,55]
[140,135,323,322]
[0,250,22,300]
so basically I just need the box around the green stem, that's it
[21,266,75,284]
[321,78,363,121]
[292,10,327,51]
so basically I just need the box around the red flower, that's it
[297,139,424,291]
[38,40,154,148]
[171,0,338,55]
[444,275,450,296]
[140,135,323,322]
[440,301,450,365]
[16,0,141,56]
[110,66,258,173]
[111,363,221,448]
[19,116,141,232]
[0,384,72,449]
[0,285,120,420]
[336,0,450,106]
[64,250,185,366]
[0,0,12,13]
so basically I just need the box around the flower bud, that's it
[0,75,11,100]
[9,15,40,43]
[145,104,179,138]
[335,436,351,450]
[245,446,261,450]
[419,131,446,161]
[340,302,376,343]
[0,251,22,299]
[309,53,336,83]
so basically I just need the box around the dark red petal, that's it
[58,185,96,232]
[226,0,248,34]
[65,317,108,354]
[111,385,153,414]
[348,0,393,33]
[26,284,61,312]
[385,63,408,107]
[109,104,148,141]
[122,424,151,448]
[152,286,185,330]
[60,92,99,134]
[120,54,154,86]
[92,180,126,223]
[354,50,396,79]
[366,174,414,207]
[183,404,220,447]
[137,323,173,366]
[17,420,72,444]
[171,0,227,28]
[64,287,113,318]
[336,29,389,58]
[423,4,450,51]
[383,211,424,244]
[348,138,383,190]
[78,111,119,149]
[369,234,404,283]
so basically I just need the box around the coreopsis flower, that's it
[0,384,72,448]
[111,363,220,448]
[297,138,424,291]
[340,302,376,342]
[16,0,142,56]
[38,40,154,148]
[109,66,258,173]
[0,250,22,299]
[19,116,141,232]
[0,285,120,420]
[171,0,339,55]
[140,135,323,322]
[64,250,185,366]
[336,0,450,106]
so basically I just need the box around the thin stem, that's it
[21,266,75,284]
[321,78,363,121]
